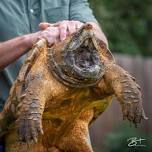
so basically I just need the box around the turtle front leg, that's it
[104,63,148,126]
[16,75,50,143]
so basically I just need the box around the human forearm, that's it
[0,32,39,69]
[0,26,60,69]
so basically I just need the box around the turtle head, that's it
[49,23,114,88]
[61,24,106,86]
[67,23,115,63]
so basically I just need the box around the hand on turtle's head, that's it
[38,26,60,46]
[39,20,84,41]
[54,20,84,41]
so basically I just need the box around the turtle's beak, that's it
[69,37,105,79]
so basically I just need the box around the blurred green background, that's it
[102,122,152,152]
[89,1,152,151]
[89,0,152,56]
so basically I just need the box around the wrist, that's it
[23,32,41,49]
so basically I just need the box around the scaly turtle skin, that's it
[0,24,147,152]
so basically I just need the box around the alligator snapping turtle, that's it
[0,24,147,152]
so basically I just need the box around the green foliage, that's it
[89,0,152,56]
[102,122,152,152]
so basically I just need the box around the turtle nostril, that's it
[85,24,93,30]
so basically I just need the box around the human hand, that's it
[39,20,84,41]
[37,26,60,46]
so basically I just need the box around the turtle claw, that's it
[33,137,38,143]
[122,101,147,126]
[17,117,43,143]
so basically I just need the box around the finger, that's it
[53,21,61,27]
[46,27,60,39]
[39,22,51,30]
[59,23,68,41]
[67,21,76,35]
[41,27,60,46]
[75,21,84,30]
[47,36,59,46]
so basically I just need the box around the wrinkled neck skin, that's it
[95,62,115,96]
